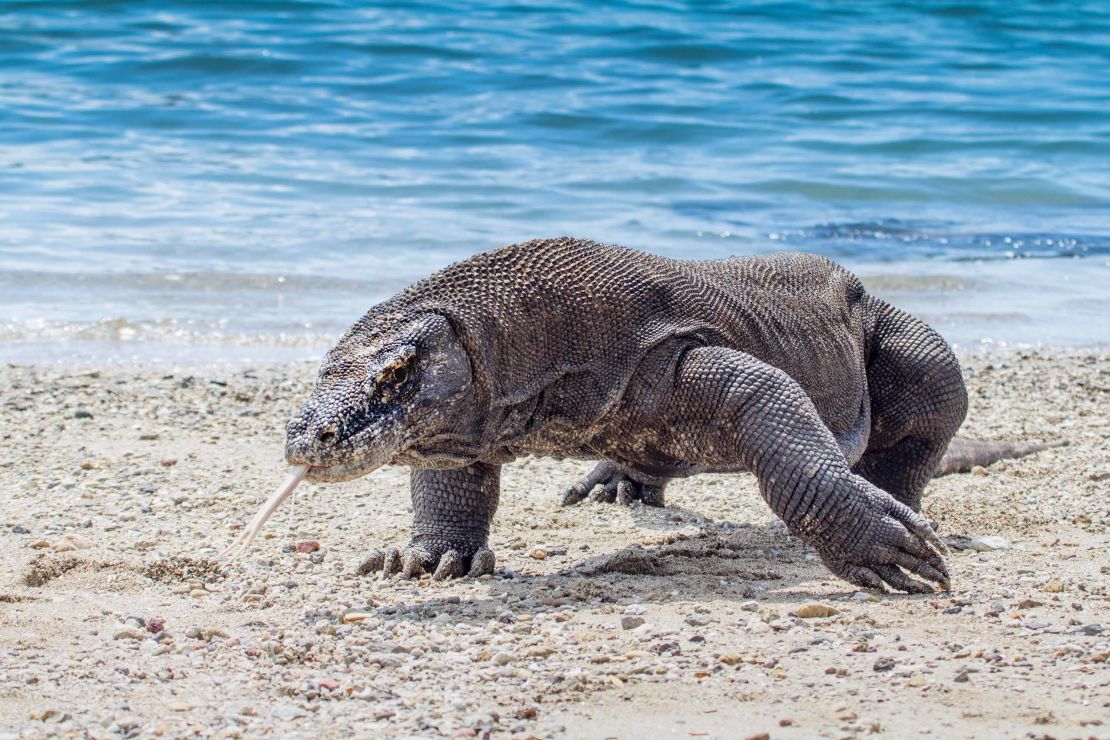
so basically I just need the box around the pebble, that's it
[341,612,374,624]
[740,600,759,611]
[851,592,879,602]
[528,547,548,560]
[684,614,710,627]
[969,536,1010,552]
[793,603,840,619]
[295,540,320,553]
[622,604,647,615]
[52,534,94,552]
[113,629,145,641]
[621,616,646,630]
[1041,578,1065,593]
[873,657,896,672]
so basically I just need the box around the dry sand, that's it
[0,350,1107,739]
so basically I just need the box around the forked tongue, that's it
[220,464,309,561]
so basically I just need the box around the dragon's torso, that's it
[382,238,873,472]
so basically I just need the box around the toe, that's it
[561,485,586,506]
[467,547,496,577]
[401,549,426,579]
[590,483,616,503]
[616,480,636,505]
[381,547,402,576]
[892,551,950,590]
[432,550,463,580]
[357,550,385,575]
[875,564,932,594]
[842,564,886,591]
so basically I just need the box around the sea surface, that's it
[2,0,1108,363]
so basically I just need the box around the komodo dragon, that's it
[284,238,1055,593]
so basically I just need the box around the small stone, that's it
[146,617,166,634]
[1041,578,1065,593]
[29,539,51,549]
[1016,598,1043,609]
[318,678,340,691]
[295,540,320,553]
[528,547,548,560]
[490,652,513,665]
[873,656,896,672]
[969,536,1009,552]
[970,465,988,476]
[113,629,144,641]
[851,591,879,602]
[740,601,759,611]
[73,409,93,419]
[1069,623,1103,636]
[53,534,94,552]
[793,603,840,619]
[341,612,374,624]
[684,614,710,627]
[621,616,646,630]
[160,458,178,467]
[718,653,744,665]
[623,603,647,615]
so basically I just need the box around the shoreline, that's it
[1,349,1107,738]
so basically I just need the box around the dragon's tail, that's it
[934,436,1066,477]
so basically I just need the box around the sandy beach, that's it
[1,349,1107,739]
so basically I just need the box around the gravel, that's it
[0,349,1107,737]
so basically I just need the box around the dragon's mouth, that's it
[305,456,384,483]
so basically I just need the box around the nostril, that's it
[317,427,337,445]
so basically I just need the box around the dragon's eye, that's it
[390,364,410,385]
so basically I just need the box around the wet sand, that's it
[0,350,1107,739]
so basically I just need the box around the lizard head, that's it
[284,313,479,482]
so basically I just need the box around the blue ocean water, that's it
[1,0,1108,362]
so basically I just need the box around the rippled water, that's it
[2,0,1108,361]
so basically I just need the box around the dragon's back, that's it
[381,238,870,440]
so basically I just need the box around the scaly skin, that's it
[285,238,1053,593]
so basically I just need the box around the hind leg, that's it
[854,300,968,512]
[560,461,668,507]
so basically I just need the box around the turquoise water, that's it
[1,1,1108,362]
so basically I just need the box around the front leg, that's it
[360,462,499,580]
[669,347,950,594]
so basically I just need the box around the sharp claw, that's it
[467,547,496,577]
[432,550,463,581]
[616,480,635,506]
[381,547,402,576]
[357,550,385,576]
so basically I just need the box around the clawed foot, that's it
[358,542,495,581]
[561,462,666,507]
[815,484,951,594]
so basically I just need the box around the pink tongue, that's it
[220,464,309,561]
